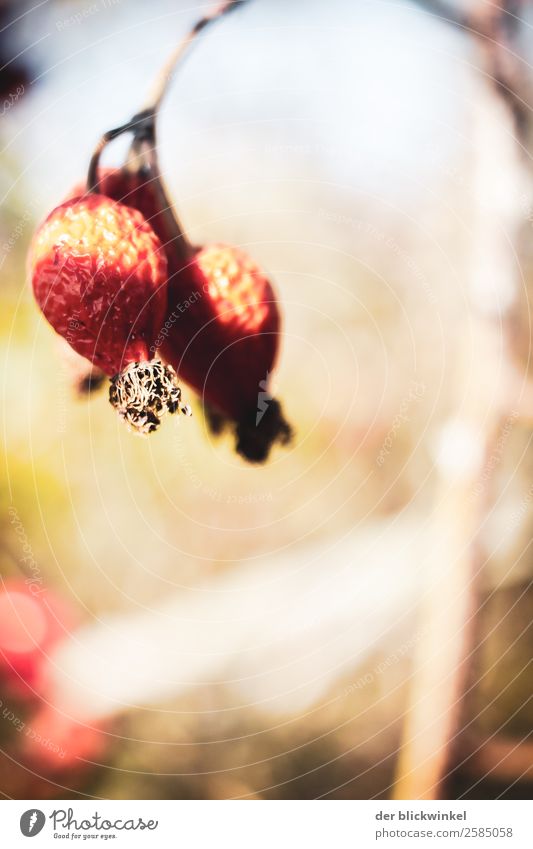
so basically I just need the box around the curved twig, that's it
[143,0,247,121]
[86,0,248,192]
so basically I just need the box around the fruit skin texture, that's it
[160,243,291,462]
[30,194,168,376]
[68,168,162,232]
[160,244,279,418]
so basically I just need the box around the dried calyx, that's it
[109,360,191,435]
[205,399,292,463]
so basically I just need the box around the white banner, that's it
[0,800,531,848]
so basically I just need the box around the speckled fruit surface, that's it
[30,194,168,375]
[160,243,280,421]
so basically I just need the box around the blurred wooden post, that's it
[394,0,527,796]
[393,329,500,799]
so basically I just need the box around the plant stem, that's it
[86,111,154,192]
[129,133,194,265]
[142,0,247,122]
[86,0,248,192]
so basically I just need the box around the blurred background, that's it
[0,0,532,799]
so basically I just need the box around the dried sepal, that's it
[109,359,191,435]
[205,397,292,463]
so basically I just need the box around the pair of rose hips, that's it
[30,162,291,461]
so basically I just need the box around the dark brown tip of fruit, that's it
[76,369,106,395]
[109,359,191,435]
[235,398,292,463]
[205,398,293,463]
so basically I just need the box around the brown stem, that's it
[86,0,249,265]
[86,0,248,194]
[143,0,248,121]
[129,132,194,265]
[86,110,155,192]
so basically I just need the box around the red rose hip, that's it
[30,193,191,433]
[160,243,292,462]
